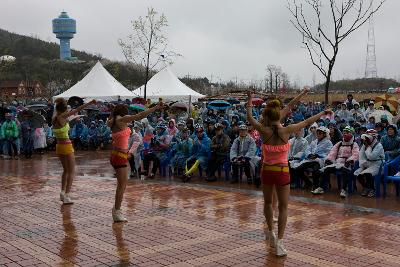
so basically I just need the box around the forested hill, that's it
[0,28,146,94]
[314,77,399,92]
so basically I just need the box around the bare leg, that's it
[114,167,128,210]
[65,153,76,194]
[59,156,68,192]
[262,184,274,231]
[275,184,290,239]
[272,186,278,219]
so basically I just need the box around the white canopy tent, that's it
[53,61,136,102]
[132,67,205,102]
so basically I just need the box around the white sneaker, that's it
[276,239,287,257]
[112,208,127,222]
[311,187,324,195]
[269,231,277,248]
[273,216,278,223]
[340,189,348,198]
[60,191,65,201]
[62,194,74,205]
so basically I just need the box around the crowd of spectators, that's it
[1,93,400,198]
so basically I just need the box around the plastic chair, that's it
[383,155,400,197]
[335,161,358,194]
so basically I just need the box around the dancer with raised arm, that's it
[107,101,163,222]
[52,98,96,204]
[246,92,331,256]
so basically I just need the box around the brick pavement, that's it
[0,154,400,266]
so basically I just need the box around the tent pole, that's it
[188,95,192,117]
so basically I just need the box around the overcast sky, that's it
[0,0,399,86]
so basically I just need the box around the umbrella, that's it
[25,104,48,111]
[375,93,398,112]
[226,97,240,105]
[369,110,394,123]
[252,98,264,106]
[207,100,232,110]
[17,110,46,128]
[170,102,188,112]
[129,104,146,111]
[67,96,84,108]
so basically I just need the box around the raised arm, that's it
[60,99,97,119]
[246,92,267,134]
[286,109,331,135]
[120,102,163,124]
[280,87,310,118]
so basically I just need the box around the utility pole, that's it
[365,0,378,78]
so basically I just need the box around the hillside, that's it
[0,28,146,96]
[314,77,399,92]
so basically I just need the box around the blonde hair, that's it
[262,99,280,124]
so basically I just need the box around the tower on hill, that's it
[52,11,77,60]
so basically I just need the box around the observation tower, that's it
[52,11,76,60]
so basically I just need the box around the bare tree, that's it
[119,7,181,99]
[266,65,275,92]
[287,0,385,103]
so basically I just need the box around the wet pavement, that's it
[1,151,400,267]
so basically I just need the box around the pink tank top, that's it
[112,128,131,150]
[262,143,290,166]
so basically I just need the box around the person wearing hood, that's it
[328,122,343,145]
[167,119,178,137]
[305,122,318,144]
[183,124,211,182]
[20,117,34,158]
[71,118,88,150]
[354,129,385,198]
[366,116,376,130]
[374,122,386,139]
[363,101,376,119]
[0,113,19,159]
[292,126,333,189]
[171,127,193,175]
[288,128,308,181]
[380,125,400,161]
[186,118,195,135]
[98,119,111,149]
[206,123,231,182]
[350,102,365,122]
[312,126,359,198]
[143,123,171,179]
[88,121,99,150]
[229,124,259,185]
[128,121,143,178]
[336,103,352,122]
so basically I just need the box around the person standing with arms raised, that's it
[53,98,96,204]
[107,101,163,222]
[246,92,331,256]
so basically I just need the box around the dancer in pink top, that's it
[246,92,331,256]
[107,101,163,222]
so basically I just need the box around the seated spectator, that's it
[380,125,400,161]
[183,124,211,182]
[366,116,376,130]
[143,123,171,178]
[167,119,178,137]
[97,119,111,149]
[291,108,304,123]
[292,126,333,188]
[328,122,343,145]
[354,129,385,198]
[350,102,366,122]
[228,122,239,144]
[206,123,231,182]
[288,128,308,170]
[71,118,88,150]
[345,94,357,110]
[336,103,352,122]
[355,126,367,147]
[171,127,193,175]
[311,126,359,198]
[374,122,386,139]
[44,123,55,151]
[128,122,143,178]
[363,101,375,119]
[305,122,318,144]
[87,121,99,150]
[230,124,259,185]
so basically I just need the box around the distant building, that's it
[52,11,77,60]
[0,81,45,100]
